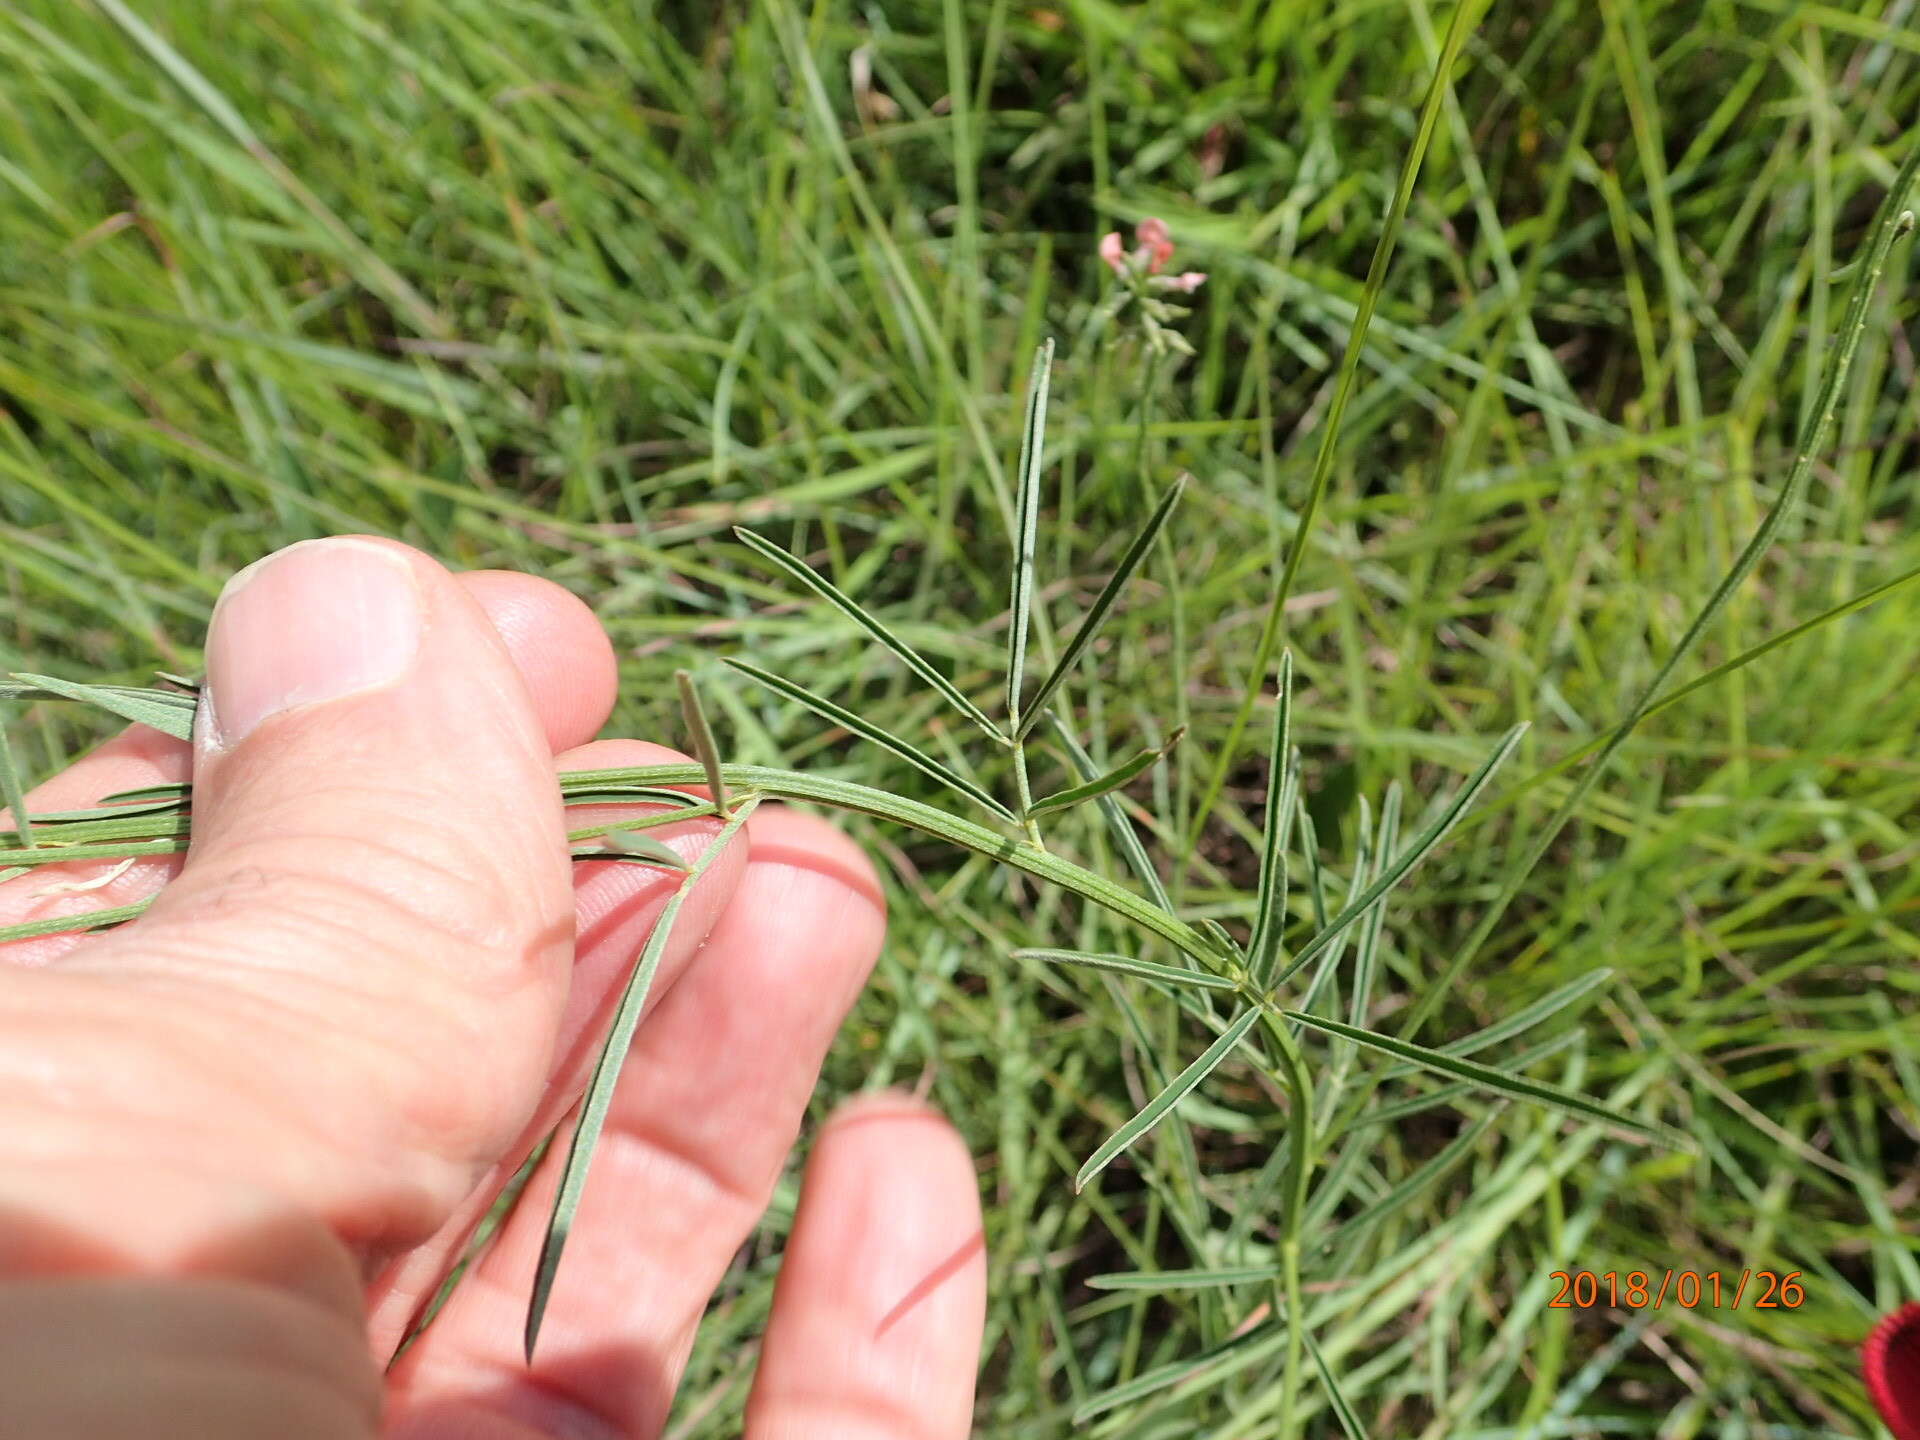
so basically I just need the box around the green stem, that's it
[1010,741,1047,851]
[1259,1006,1317,1439]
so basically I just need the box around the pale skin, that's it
[0,536,987,1438]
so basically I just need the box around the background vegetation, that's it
[3,0,1919,1433]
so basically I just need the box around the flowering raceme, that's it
[1095,216,1207,356]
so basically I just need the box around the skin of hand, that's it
[0,536,987,1439]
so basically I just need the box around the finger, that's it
[744,1093,986,1440]
[382,807,888,1440]
[0,1274,381,1439]
[363,737,746,1354]
[3,537,738,1277]
[0,569,621,967]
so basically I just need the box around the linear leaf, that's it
[1029,727,1183,816]
[593,828,690,870]
[1287,792,1372,1016]
[1248,651,1295,985]
[1284,1009,1689,1149]
[1087,1265,1280,1291]
[526,796,761,1360]
[1013,947,1238,991]
[1076,1006,1263,1191]
[567,806,722,845]
[0,837,185,868]
[0,680,197,711]
[674,668,730,818]
[724,658,1016,822]
[732,527,1003,741]
[1045,711,1173,911]
[97,782,193,804]
[0,899,153,941]
[6,673,195,741]
[1280,724,1526,982]
[9,747,1225,972]
[562,786,706,810]
[12,800,189,825]
[1359,1031,1582,1129]
[1007,338,1052,722]
[1013,472,1188,740]
[1348,781,1402,1029]
[1197,918,1244,961]
[567,848,685,870]
[1297,801,1328,928]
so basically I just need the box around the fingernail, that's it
[204,539,422,749]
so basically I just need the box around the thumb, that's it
[90,536,585,1253]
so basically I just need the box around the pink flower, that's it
[1166,271,1207,293]
[1135,217,1175,274]
[1098,231,1127,276]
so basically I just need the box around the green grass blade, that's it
[0,710,34,852]
[724,658,1017,823]
[1045,711,1174,912]
[1432,968,1616,1062]
[1469,560,1920,829]
[1013,473,1188,740]
[1307,1327,1369,1440]
[1323,1105,1502,1262]
[1072,1318,1280,1423]
[1012,947,1239,991]
[1279,724,1525,986]
[1087,1265,1280,1291]
[1284,1009,1688,1149]
[526,795,761,1361]
[1029,728,1183,817]
[1076,1006,1262,1192]
[733,526,1005,743]
[674,669,729,819]
[1248,651,1295,986]
[1007,338,1052,723]
[1398,134,1920,1041]
[1185,0,1491,860]
[6,673,195,741]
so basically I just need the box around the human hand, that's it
[0,536,986,1438]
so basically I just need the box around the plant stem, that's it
[1010,741,1047,851]
[1259,1005,1317,1439]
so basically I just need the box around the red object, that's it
[1865,1302,1920,1439]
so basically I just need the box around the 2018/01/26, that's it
[1548,1270,1806,1310]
